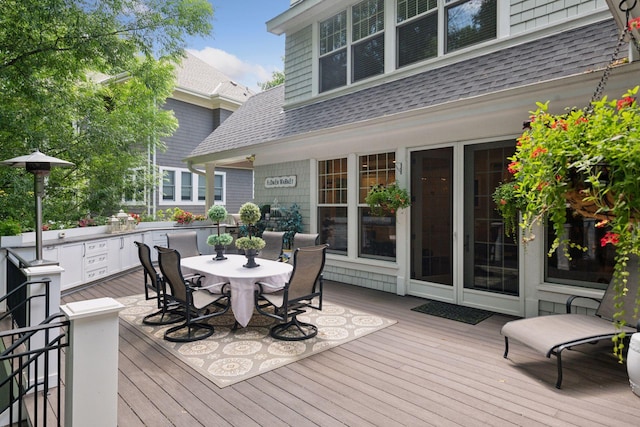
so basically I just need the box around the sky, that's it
[186,1,291,93]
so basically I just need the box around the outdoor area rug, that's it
[411,299,493,325]
[117,294,396,388]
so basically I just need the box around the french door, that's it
[409,142,522,315]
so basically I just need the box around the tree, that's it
[258,58,285,90]
[0,0,214,228]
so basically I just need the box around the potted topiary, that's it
[235,202,265,268]
[207,205,233,261]
[365,182,411,216]
[493,86,640,368]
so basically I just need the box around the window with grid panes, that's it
[319,11,347,92]
[163,170,175,201]
[396,0,438,67]
[318,158,348,254]
[359,152,397,260]
[352,0,385,83]
[181,171,192,201]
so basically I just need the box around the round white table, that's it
[181,254,293,327]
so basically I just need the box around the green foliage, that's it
[207,205,228,223]
[238,202,261,225]
[235,236,266,251]
[365,182,411,216]
[207,233,233,246]
[0,0,214,223]
[494,87,640,361]
[259,203,303,249]
[258,60,285,91]
[0,219,21,236]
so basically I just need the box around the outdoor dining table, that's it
[181,254,293,327]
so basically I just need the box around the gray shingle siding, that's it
[224,168,254,213]
[254,160,312,232]
[510,0,604,34]
[159,99,217,167]
[284,25,313,104]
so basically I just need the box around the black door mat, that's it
[411,300,494,325]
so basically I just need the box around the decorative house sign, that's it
[265,175,297,188]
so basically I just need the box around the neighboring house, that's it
[126,51,255,217]
[185,0,640,318]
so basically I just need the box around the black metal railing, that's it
[0,314,69,426]
[1,249,67,426]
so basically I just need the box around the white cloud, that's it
[187,47,276,92]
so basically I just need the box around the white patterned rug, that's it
[117,294,396,388]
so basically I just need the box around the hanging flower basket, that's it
[365,182,411,216]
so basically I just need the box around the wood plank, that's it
[50,272,640,426]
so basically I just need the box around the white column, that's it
[61,297,124,427]
[21,264,65,385]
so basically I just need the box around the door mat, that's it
[411,300,494,325]
[118,294,396,388]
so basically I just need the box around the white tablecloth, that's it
[181,254,293,327]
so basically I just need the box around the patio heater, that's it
[0,149,74,265]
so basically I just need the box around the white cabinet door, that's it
[58,242,84,291]
[107,237,123,274]
[121,234,140,270]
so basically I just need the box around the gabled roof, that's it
[189,19,623,160]
[176,51,253,103]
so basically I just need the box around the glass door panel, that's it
[464,143,518,295]
[410,148,453,284]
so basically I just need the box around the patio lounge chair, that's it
[255,244,327,340]
[134,241,183,326]
[287,233,319,263]
[501,258,640,388]
[167,230,200,258]
[258,231,285,261]
[156,246,231,342]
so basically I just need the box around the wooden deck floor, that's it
[62,269,640,426]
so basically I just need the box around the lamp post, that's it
[0,149,74,265]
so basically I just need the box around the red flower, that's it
[500,199,507,205]
[507,161,520,174]
[628,17,640,30]
[575,117,588,125]
[617,96,635,110]
[536,182,548,191]
[531,146,548,158]
[550,120,567,131]
[600,231,620,247]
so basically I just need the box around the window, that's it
[123,168,146,204]
[162,170,175,201]
[352,0,385,82]
[198,175,206,201]
[445,0,497,53]
[396,0,438,67]
[214,174,224,202]
[319,1,385,93]
[319,11,347,92]
[318,158,348,254]
[181,172,192,201]
[359,152,396,260]
[545,212,614,290]
[160,168,225,205]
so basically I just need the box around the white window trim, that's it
[159,167,226,206]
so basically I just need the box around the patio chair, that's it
[287,233,319,263]
[258,231,285,261]
[501,258,640,388]
[134,241,184,326]
[156,246,231,342]
[167,230,200,258]
[255,244,328,340]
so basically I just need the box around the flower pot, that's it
[243,249,260,268]
[628,333,640,397]
[213,244,227,261]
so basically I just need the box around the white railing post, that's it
[60,297,124,427]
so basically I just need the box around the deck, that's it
[62,269,640,426]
